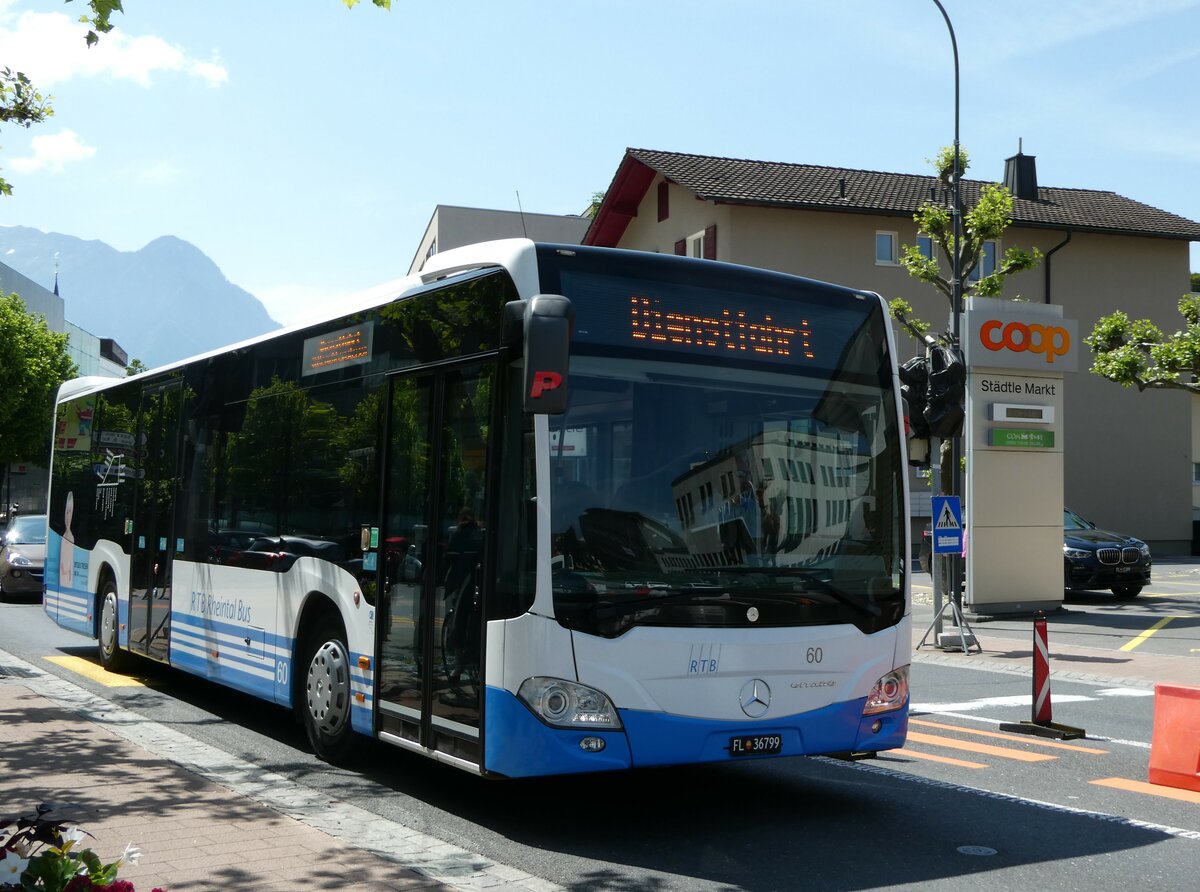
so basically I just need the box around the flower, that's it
[0,804,166,892]
[1,853,31,884]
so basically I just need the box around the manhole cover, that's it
[957,846,998,857]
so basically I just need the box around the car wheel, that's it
[98,579,129,672]
[1111,585,1142,599]
[299,618,358,764]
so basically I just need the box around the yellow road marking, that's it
[906,731,1056,762]
[895,748,987,769]
[43,655,145,688]
[911,719,1108,754]
[1119,616,1180,652]
[1091,777,1200,804]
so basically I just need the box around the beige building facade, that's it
[585,148,1200,554]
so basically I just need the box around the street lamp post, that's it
[933,0,963,625]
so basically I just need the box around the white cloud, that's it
[0,9,228,88]
[9,129,95,173]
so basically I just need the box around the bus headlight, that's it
[863,665,909,715]
[517,677,623,730]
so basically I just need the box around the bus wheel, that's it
[301,621,357,763]
[98,580,128,673]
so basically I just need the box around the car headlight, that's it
[517,677,623,729]
[864,666,909,715]
[1138,544,1151,558]
[5,551,32,567]
[1063,547,1091,560]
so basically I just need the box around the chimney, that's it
[1004,138,1039,201]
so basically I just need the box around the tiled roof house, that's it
[585,147,1200,553]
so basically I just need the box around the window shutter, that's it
[703,224,717,260]
[674,238,686,256]
[657,182,669,222]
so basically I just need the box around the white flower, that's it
[60,826,87,845]
[118,842,142,866]
[0,853,31,883]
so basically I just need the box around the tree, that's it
[0,293,78,493]
[125,358,148,376]
[0,68,53,196]
[1086,293,1200,393]
[888,146,1043,344]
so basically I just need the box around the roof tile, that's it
[626,148,1200,240]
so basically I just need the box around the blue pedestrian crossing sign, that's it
[931,495,963,554]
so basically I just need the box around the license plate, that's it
[729,734,783,757]
[1116,566,1132,572]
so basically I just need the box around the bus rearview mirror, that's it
[513,294,573,415]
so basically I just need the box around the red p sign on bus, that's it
[529,371,563,400]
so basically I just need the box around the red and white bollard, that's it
[1000,610,1085,740]
[1032,611,1052,725]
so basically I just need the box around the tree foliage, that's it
[889,146,1043,344]
[0,293,78,468]
[0,68,53,196]
[1086,293,1200,393]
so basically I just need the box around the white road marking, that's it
[913,693,1095,712]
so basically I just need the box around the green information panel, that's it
[990,428,1055,448]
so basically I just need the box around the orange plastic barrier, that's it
[1148,683,1200,793]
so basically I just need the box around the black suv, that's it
[1063,508,1152,599]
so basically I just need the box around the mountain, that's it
[0,226,279,368]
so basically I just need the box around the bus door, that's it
[129,380,184,663]
[375,360,494,761]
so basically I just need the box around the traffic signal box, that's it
[961,300,1079,617]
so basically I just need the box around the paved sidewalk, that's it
[0,682,447,891]
[909,610,1198,690]
[0,651,560,892]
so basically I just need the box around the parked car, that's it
[0,513,47,599]
[1063,508,1151,599]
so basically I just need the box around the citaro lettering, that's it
[980,319,1070,364]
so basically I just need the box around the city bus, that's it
[44,239,911,777]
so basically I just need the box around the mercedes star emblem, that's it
[739,678,771,718]
[746,606,759,623]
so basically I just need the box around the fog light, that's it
[579,736,606,753]
[871,719,883,734]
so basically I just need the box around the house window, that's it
[657,182,669,222]
[1193,462,1200,484]
[968,240,999,282]
[688,231,705,258]
[875,231,898,265]
[917,234,935,260]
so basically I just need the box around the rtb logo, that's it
[979,319,1071,364]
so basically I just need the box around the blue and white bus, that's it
[44,240,910,776]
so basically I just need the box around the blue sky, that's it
[1,0,1198,326]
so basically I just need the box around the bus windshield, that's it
[537,249,906,638]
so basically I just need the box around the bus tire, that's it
[300,619,357,764]
[97,579,128,673]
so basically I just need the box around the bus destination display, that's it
[630,296,813,360]
[302,322,375,376]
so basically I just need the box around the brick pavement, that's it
[0,683,447,891]
[0,651,562,892]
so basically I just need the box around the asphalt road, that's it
[3,581,1199,890]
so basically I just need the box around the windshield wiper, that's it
[590,592,757,621]
[787,571,882,618]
